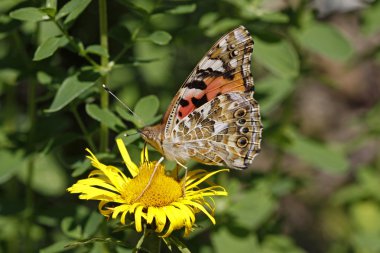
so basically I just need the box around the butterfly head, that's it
[139,125,164,155]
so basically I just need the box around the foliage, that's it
[1,0,380,252]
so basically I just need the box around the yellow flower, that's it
[67,139,228,237]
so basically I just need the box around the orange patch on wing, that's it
[178,102,195,119]
[176,73,245,120]
[204,73,245,99]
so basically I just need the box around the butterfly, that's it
[140,26,262,170]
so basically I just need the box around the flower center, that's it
[122,162,183,207]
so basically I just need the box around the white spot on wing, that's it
[199,58,224,72]
[201,103,211,115]
[219,39,227,48]
[214,121,229,133]
[230,58,237,68]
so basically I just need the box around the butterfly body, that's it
[141,26,262,170]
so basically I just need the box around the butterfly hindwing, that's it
[169,92,262,169]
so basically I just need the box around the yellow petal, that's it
[182,199,215,224]
[100,165,129,192]
[162,206,177,237]
[140,144,149,164]
[98,200,113,216]
[172,202,195,226]
[186,169,229,189]
[73,177,118,192]
[113,204,132,224]
[116,138,139,177]
[146,206,156,224]
[154,207,167,233]
[134,205,144,232]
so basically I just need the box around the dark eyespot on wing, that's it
[186,80,207,90]
[197,68,223,78]
[223,71,234,80]
[191,94,208,108]
[179,98,190,107]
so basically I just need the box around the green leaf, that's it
[258,12,289,23]
[56,0,91,24]
[358,168,380,201]
[18,153,68,196]
[362,1,380,35]
[116,106,138,124]
[257,76,295,114]
[86,104,125,131]
[0,68,20,85]
[286,128,349,173]
[229,183,277,229]
[166,4,197,14]
[116,0,150,15]
[33,36,68,61]
[204,18,241,37]
[65,237,124,249]
[148,31,172,45]
[40,7,56,18]
[293,22,353,61]
[46,71,97,113]
[352,232,380,253]
[37,71,52,85]
[83,212,103,238]
[199,12,219,29]
[9,7,48,22]
[61,217,82,239]
[135,233,145,250]
[71,158,91,177]
[0,149,23,183]
[212,228,260,253]
[262,235,305,253]
[116,129,141,146]
[45,0,57,9]
[40,241,72,253]
[85,45,109,57]
[350,201,380,233]
[366,103,380,134]
[131,0,154,13]
[134,95,160,127]
[255,38,300,79]
[163,236,191,253]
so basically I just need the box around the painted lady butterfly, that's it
[140,26,262,170]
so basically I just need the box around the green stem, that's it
[13,22,36,253]
[112,11,146,64]
[144,230,161,253]
[98,0,109,152]
[51,18,99,67]
[70,105,96,151]
[24,79,37,253]
[135,227,161,253]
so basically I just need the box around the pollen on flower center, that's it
[122,162,183,207]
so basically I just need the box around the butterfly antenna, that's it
[102,84,144,124]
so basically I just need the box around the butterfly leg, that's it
[174,159,188,196]
[134,156,165,202]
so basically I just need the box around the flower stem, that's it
[70,104,96,151]
[140,228,161,253]
[98,0,109,152]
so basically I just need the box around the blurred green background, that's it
[1,0,380,252]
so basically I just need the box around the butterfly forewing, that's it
[163,26,255,137]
